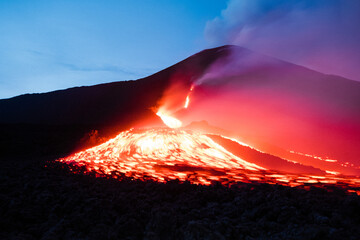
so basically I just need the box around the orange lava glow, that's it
[58,128,360,193]
[155,85,194,128]
[184,85,194,109]
[289,150,338,163]
[156,111,182,128]
[58,83,360,193]
[184,96,190,109]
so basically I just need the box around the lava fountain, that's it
[154,84,194,129]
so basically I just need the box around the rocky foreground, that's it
[1,157,360,240]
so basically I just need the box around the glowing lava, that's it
[156,111,182,128]
[58,128,360,191]
[59,128,263,184]
[184,96,190,109]
[155,85,194,128]
[184,85,194,109]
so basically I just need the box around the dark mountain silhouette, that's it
[0,46,231,126]
[0,46,233,157]
[1,45,360,173]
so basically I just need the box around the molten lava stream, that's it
[59,128,263,183]
[58,127,360,194]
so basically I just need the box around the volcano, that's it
[2,45,360,239]
[1,45,360,190]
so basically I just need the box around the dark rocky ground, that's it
[1,156,360,240]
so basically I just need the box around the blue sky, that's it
[1,0,359,99]
[0,0,226,98]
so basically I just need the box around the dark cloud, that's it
[205,0,360,81]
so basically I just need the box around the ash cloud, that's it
[205,0,360,81]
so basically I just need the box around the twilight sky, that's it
[0,0,359,99]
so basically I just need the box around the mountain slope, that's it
[0,46,233,156]
[0,46,231,127]
[1,45,360,171]
[178,46,360,167]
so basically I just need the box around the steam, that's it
[205,0,360,81]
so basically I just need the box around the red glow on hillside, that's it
[57,51,360,194]
[179,84,360,176]
[155,85,194,128]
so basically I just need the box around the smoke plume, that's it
[205,0,360,81]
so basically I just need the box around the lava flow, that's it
[58,127,360,192]
[59,128,265,184]
[58,85,360,193]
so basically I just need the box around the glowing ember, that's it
[58,128,360,193]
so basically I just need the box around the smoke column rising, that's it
[205,0,360,81]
